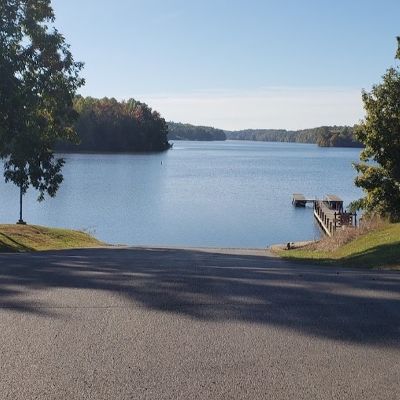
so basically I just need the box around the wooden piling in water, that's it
[292,193,357,236]
[313,197,357,236]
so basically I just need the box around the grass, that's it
[0,224,105,252]
[275,223,400,269]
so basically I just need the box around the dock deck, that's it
[292,193,315,207]
[313,199,357,236]
[292,194,357,236]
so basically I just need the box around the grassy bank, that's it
[275,223,400,269]
[0,224,105,252]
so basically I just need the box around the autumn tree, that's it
[57,97,171,153]
[352,37,400,221]
[0,0,84,223]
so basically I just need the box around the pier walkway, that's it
[293,193,357,236]
[314,200,357,236]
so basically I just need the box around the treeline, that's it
[168,122,226,141]
[313,126,362,147]
[57,96,171,153]
[56,97,361,151]
[226,126,363,148]
[226,129,307,142]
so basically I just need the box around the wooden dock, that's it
[292,193,315,207]
[293,193,357,236]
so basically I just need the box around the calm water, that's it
[0,141,362,247]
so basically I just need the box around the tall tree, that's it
[352,37,400,221]
[0,0,84,223]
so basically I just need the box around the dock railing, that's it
[314,201,357,236]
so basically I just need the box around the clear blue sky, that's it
[52,0,400,130]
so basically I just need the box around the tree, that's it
[0,0,84,223]
[352,37,400,221]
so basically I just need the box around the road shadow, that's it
[0,247,399,346]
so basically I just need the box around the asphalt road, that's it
[0,247,399,399]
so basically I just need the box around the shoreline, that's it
[83,244,275,257]
[269,240,316,252]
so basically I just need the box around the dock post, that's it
[334,212,337,233]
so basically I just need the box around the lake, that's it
[0,141,362,247]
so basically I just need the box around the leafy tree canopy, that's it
[352,37,400,221]
[0,0,84,202]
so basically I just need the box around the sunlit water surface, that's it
[0,141,362,247]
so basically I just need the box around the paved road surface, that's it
[0,247,399,399]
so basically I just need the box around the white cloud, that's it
[139,87,365,131]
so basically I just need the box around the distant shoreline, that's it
[169,123,363,148]
[55,139,362,155]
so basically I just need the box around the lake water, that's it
[0,141,362,247]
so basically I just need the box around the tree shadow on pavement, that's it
[0,247,399,346]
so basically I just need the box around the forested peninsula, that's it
[57,96,171,153]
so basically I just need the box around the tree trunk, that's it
[17,185,26,225]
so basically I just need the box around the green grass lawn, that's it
[0,224,105,252]
[275,223,400,269]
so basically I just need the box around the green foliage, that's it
[352,39,400,222]
[0,0,84,202]
[315,126,361,147]
[56,97,171,152]
[226,126,362,148]
[227,129,301,142]
[168,122,226,141]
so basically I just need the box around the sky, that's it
[52,0,400,130]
